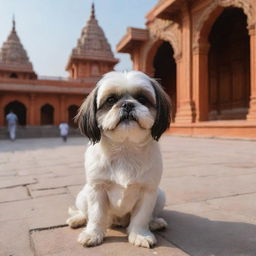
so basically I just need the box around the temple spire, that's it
[12,14,16,31]
[0,17,35,72]
[90,2,95,19]
[66,1,118,78]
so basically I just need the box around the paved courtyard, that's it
[0,135,256,256]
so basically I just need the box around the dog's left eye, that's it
[106,96,118,105]
[136,95,148,105]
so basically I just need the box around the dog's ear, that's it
[75,88,101,144]
[150,78,171,141]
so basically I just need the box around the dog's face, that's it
[76,71,171,143]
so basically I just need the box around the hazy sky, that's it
[0,0,158,77]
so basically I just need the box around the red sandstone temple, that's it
[0,4,117,136]
[1,1,256,139]
[117,0,256,138]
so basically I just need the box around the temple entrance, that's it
[68,105,79,127]
[153,41,176,121]
[4,101,27,125]
[208,7,250,120]
[40,104,54,125]
[10,73,18,78]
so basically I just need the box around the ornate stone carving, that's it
[193,0,256,49]
[149,18,181,59]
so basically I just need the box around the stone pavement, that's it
[0,135,256,256]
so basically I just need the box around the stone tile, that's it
[162,163,256,178]
[160,173,256,205]
[27,194,74,230]
[0,162,19,172]
[1,136,256,256]
[28,174,85,190]
[208,193,256,222]
[67,163,84,168]
[67,184,83,198]
[31,226,189,256]
[157,203,256,256]
[0,198,33,222]
[29,187,68,198]
[0,220,34,256]
[0,194,73,229]
[0,186,30,203]
[51,166,84,177]
[17,165,53,176]
[0,176,37,189]
[0,169,16,177]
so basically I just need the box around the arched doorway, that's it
[10,73,18,78]
[153,41,176,120]
[208,7,250,120]
[68,105,79,127]
[40,104,54,125]
[4,101,27,125]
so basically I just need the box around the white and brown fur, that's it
[66,71,171,248]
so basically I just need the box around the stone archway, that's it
[4,101,27,125]
[40,104,54,125]
[144,39,164,76]
[208,7,250,120]
[193,0,255,49]
[68,105,79,127]
[10,73,18,78]
[153,41,177,121]
[193,1,254,121]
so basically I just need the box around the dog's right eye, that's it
[106,96,118,105]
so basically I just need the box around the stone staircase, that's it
[0,125,81,139]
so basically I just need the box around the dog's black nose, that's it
[121,102,134,112]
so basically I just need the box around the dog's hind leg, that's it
[66,187,88,228]
[149,217,167,231]
[149,188,168,231]
[66,207,87,228]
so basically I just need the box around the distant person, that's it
[59,122,69,142]
[6,110,18,141]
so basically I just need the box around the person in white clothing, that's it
[6,111,18,141]
[59,122,69,142]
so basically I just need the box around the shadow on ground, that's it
[158,210,256,256]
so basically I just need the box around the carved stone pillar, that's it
[58,95,66,125]
[0,95,3,126]
[192,42,210,121]
[247,27,256,122]
[28,93,35,125]
[175,5,195,123]
[132,49,141,71]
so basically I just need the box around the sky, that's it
[0,0,158,77]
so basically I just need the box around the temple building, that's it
[66,4,118,79]
[0,19,37,80]
[0,4,117,136]
[117,0,256,138]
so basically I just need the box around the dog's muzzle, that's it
[121,102,134,113]
[119,102,137,124]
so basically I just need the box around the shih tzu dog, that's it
[66,71,171,248]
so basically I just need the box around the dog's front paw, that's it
[78,230,104,247]
[128,230,156,248]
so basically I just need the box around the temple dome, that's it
[66,3,118,72]
[0,18,35,74]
